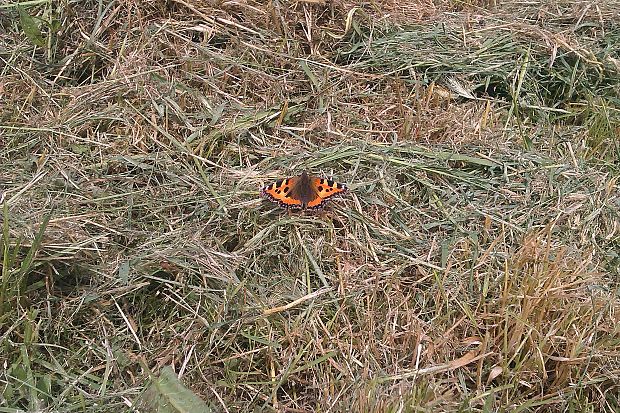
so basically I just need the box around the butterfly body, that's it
[260,171,347,210]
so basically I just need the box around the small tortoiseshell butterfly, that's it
[260,171,348,210]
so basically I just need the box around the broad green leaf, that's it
[18,6,45,47]
[138,366,213,413]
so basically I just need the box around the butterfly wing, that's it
[305,177,348,209]
[260,177,304,209]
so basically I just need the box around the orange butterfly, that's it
[260,171,348,210]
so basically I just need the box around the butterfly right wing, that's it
[305,177,348,209]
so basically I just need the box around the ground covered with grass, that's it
[2,0,620,412]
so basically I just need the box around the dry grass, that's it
[1,0,620,412]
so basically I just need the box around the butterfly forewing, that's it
[313,178,347,199]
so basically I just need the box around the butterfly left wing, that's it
[305,177,348,209]
[260,177,304,209]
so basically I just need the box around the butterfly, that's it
[260,171,348,210]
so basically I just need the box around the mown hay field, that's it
[1,1,620,412]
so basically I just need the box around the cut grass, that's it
[1,0,620,412]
